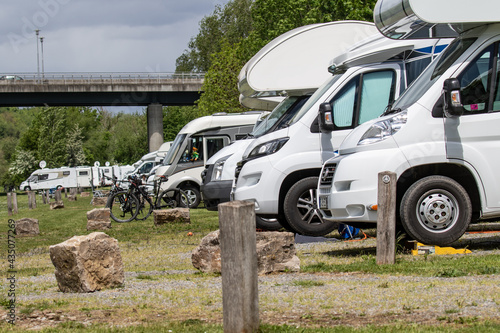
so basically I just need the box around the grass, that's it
[0,191,500,332]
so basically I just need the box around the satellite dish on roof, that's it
[105,161,110,167]
[39,160,46,169]
[94,161,100,167]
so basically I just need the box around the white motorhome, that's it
[19,166,99,191]
[121,141,173,184]
[232,25,451,236]
[318,0,500,246]
[201,21,378,227]
[155,112,267,208]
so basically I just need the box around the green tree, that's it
[36,107,68,167]
[197,41,248,115]
[66,124,87,167]
[175,0,253,72]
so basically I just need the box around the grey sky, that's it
[0,0,230,74]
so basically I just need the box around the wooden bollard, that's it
[64,187,68,198]
[218,200,259,332]
[7,192,13,216]
[45,190,50,204]
[28,191,37,209]
[55,189,62,202]
[376,171,397,265]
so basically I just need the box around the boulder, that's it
[68,194,77,201]
[49,232,124,293]
[80,192,90,197]
[92,197,108,206]
[192,230,300,274]
[154,208,190,225]
[15,218,40,237]
[49,201,64,210]
[86,208,112,231]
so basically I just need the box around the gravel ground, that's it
[1,232,500,330]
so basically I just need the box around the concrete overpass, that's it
[0,72,204,151]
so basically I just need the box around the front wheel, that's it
[283,177,337,236]
[400,175,472,246]
[135,193,153,220]
[109,191,139,223]
[180,185,201,208]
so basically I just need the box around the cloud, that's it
[0,0,229,73]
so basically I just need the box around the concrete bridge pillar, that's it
[147,103,164,152]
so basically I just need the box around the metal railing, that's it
[0,72,205,84]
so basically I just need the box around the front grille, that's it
[319,163,336,186]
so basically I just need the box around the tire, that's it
[135,193,153,220]
[157,189,190,209]
[109,191,139,222]
[256,215,283,231]
[180,185,201,208]
[24,186,31,191]
[283,176,337,236]
[400,175,472,246]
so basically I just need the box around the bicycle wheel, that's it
[135,193,153,220]
[157,189,190,209]
[108,191,139,222]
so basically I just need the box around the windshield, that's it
[392,37,477,110]
[288,74,342,125]
[251,95,310,137]
[162,133,186,166]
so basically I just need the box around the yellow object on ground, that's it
[411,242,472,256]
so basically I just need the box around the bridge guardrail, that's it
[0,72,205,84]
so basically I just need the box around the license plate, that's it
[319,196,328,209]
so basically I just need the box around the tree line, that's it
[1,0,376,189]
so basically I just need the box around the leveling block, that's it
[410,241,472,256]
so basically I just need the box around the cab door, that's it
[444,41,500,209]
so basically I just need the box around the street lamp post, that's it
[35,29,40,83]
[40,36,45,81]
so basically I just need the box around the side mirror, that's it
[318,102,334,133]
[443,78,464,117]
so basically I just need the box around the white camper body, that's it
[232,28,450,235]
[19,166,99,191]
[318,0,500,246]
[201,21,378,219]
[155,112,267,208]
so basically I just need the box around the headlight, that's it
[247,137,289,159]
[358,111,407,145]
[211,155,231,181]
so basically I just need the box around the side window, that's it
[206,137,227,160]
[458,44,494,113]
[330,70,395,128]
[180,136,204,163]
[405,57,431,86]
[331,77,359,128]
[39,174,49,181]
[358,70,395,124]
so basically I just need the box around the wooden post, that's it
[46,190,50,204]
[55,189,62,202]
[376,171,397,265]
[218,200,259,333]
[7,192,12,216]
[42,191,47,204]
[64,187,68,198]
[12,192,18,214]
[28,191,37,209]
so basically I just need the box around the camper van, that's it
[155,112,267,208]
[19,166,99,191]
[231,26,451,236]
[317,0,500,246]
[201,21,378,230]
[120,141,173,185]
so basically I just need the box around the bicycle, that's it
[107,174,189,222]
[133,175,191,220]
